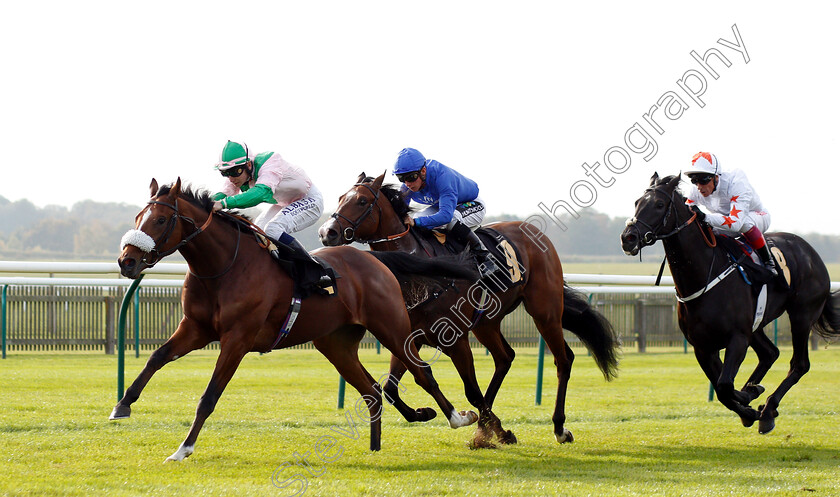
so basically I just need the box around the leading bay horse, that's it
[319,172,620,445]
[111,178,480,461]
[621,173,840,433]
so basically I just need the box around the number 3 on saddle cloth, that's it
[412,226,526,292]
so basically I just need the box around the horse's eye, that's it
[157,216,166,225]
[655,200,665,209]
[359,197,367,206]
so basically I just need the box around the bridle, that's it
[626,185,702,249]
[140,198,240,279]
[626,183,724,299]
[330,182,409,244]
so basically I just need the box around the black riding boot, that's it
[450,222,499,278]
[272,239,332,288]
[755,245,778,277]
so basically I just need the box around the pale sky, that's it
[3,2,839,234]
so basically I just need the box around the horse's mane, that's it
[156,183,253,222]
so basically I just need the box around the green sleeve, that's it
[220,184,276,209]
[212,192,226,201]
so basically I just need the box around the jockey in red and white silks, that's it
[683,151,777,276]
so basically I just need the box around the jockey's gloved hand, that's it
[690,205,706,222]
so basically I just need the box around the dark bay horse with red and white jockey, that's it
[111,178,480,461]
[621,173,840,433]
[319,172,620,445]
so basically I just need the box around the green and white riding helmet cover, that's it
[215,140,252,170]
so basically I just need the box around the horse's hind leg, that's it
[166,334,251,462]
[758,317,813,434]
[383,353,438,423]
[110,317,212,420]
[523,299,575,443]
[314,332,384,451]
[740,328,780,402]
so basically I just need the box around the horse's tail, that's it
[370,251,479,282]
[561,285,621,380]
[813,290,840,339]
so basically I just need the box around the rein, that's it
[141,198,240,280]
[629,184,730,300]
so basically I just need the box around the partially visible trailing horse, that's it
[111,178,480,461]
[319,172,620,445]
[621,173,840,433]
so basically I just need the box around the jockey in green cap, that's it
[213,140,331,288]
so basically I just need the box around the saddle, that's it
[263,235,339,299]
[218,212,338,299]
[715,234,787,290]
[410,225,525,292]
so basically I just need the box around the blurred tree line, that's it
[2,194,840,263]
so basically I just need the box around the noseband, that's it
[329,183,384,243]
[137,198,238,279]
[626,186,698,249]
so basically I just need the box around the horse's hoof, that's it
[740,416,756,428]
[555,428,574,444]
[462,410,479,427]
[415,407,437,422]
[758,418,776,434]
[469,436,497,450]
[448,410,478,428]
[758,405,778,434]
[164,445,194,462]
[109,404,131,420]
[743,382,765,399]
[499,430,518,445]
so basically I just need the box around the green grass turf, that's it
[1,347,839,496]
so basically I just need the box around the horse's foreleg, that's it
[165,338,250,462]
[693,345,759,425]
[471,323,515,409]
[314,334,384,451]
[740,329,780,402]
[758,318,813,434]
[110,318,211,420]
[383,353,437,423]
[380,333,477,430]
[444,336,517,447]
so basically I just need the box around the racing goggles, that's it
[689,174,715,185]
[396,171,421,183]
[220,165,247,178]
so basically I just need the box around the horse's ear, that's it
[371,171,386,190]
[172,177,182,196]
[149,178,159,198]
[357,172,366,183]
[667,174,681,190]
[649,172,659,186]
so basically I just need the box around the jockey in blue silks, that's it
[393,147,499,278]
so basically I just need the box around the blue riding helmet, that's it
[393,147,426,175]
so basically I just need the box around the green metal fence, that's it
[0,284,814,355]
